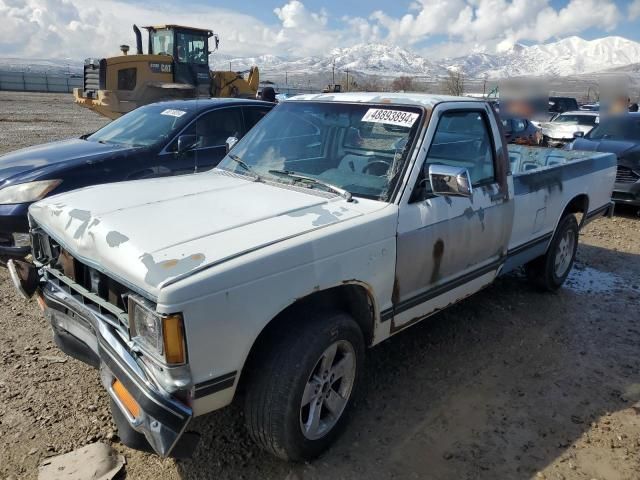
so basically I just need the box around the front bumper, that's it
[544,136,571,148]
[612,181,640,207]
[38,275,196,457]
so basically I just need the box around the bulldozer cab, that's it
[144,25,215,94]
[73,23,258,119]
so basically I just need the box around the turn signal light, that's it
[162,314,186,365]
[112,379,140,419]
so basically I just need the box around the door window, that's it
[175,32,207,64]
[170,108,243,151]
[424,110,495,185]
[117,68,137,90]
[243,107,271,132]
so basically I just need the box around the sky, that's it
[1,0,639,61]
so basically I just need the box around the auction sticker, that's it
[161,109,187,118]
[362,108,419,127]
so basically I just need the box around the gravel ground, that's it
[1,91,640,480]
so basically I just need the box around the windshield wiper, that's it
[228,154,261,181]
[268,169,353,202]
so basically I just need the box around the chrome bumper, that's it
[41,278,194,457]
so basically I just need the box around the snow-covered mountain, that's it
[2,36,638,80]
[212,44,445,77]
[212,36,640,79]
[449,36,640,78]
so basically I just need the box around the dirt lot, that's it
[1,91,639,480]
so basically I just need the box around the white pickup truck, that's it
[10,93,616,461]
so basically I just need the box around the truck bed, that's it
[504,145,616,272]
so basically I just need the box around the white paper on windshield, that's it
[161,109,187,118]
[361,108,419,127]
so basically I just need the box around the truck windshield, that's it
[216,102,423,201]
[586,116,640,141]
[86,104,192,147]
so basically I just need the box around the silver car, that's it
[540,111,599,147]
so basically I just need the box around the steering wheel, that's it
[362,160,392,176]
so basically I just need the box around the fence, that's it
[0,70,82,93]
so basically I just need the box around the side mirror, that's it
[176,134,198,153]
[573,131,584,138]
[428,164,473,198]
[226,136,239,153]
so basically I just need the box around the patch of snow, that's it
[564,266,625,295]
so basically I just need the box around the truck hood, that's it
[30,170,378,298]
[0,138,134,185]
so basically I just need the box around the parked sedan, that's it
[568,113,640,206]
[541,111,599,147]
[0,98,274,259]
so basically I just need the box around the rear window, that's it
[550,97,579,113]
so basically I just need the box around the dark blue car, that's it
[0,98,274,259]
[568,113,640,207]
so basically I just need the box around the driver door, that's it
[391,104,513,332]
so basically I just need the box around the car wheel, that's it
[525,214,578,292]
[244,310,365,461]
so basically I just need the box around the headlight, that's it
[128,295,186,365]
[0,179,62,204]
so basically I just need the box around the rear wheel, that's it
[525,214,578,291]
[244,311,364,461]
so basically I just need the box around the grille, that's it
[83,58,106,97]
[32,228,131,333]
[616,166,640,184]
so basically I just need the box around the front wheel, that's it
[525,214,578,291]
[244,311,365,461]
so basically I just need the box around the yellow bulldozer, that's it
[73,24,259,119]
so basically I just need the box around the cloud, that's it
[630,0,640,19]
[0,0,627,61]
[365,0,621,57]
[507,0,620,43]
[0,0,281,58]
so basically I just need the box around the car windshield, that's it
[586,116,640,141]
[216,102,423,201]
[87,105,193,147]
[554,114,598,125]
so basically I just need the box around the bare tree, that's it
[391,76,413,92]
[442,70,465,96]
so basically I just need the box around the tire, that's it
[525,214,579,292]
[244,310,365,461]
